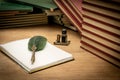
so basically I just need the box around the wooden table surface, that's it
[0,24,120,80]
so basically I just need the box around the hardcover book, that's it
[82,3,120,20]
[80,41,120,68]
[0,13,48,28]
[11,0,58,10]
[82,23,120,45]
[54,0,83,33]
[82,28,120,52]
[83,0,120,12]
[0,38,74,73]
[81,0,120,68]
[81,36,120,59]
[84,17,120,37]
[0,1,33,11]
[83,10,120,28]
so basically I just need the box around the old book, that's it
[84,17,120,37]
[0,38,74,73]
[0,13,48,28]
[10,0,57,10]
[83,0,120,12]
[81,23,120,67]
[82,29,120,52]
[81,36,120,59]
[0,1,33,16]
[54,0,83,33]
[82,24,120,45]
[82,3,120,20]
[80,41,120,68]
[83,10,120,28]
[0,11,28,16]
[0,1,33,11]
[81,0,120,68]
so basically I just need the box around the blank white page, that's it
[0,39,73,73]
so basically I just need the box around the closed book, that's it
[0,1,33,11]
[83,0,120,12]
[82,29,120,52]
[84,17,120,37]
[0,11,28,16]
[82,24,120,45]
[81,36,120,60]
[0,13,48,28]
[0,38,74,73]
[54,0,83,33]
[81,0,120,68]
[83,10,120,28]
[11,0,57,10]
[82,3,120,20]
[81,22,120,67]
[80,41,120,68]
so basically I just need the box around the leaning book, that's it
[0,38,74,73]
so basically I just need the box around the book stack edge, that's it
[81,0,120,68]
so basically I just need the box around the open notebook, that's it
[0,38,73,73]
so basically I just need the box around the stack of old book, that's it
[0,0,33,16]
[0,0,76,30]
[81,0,120,67]
[0,0,49,28]
[42,6,77,31]
[13,0,77,31]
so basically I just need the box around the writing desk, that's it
[0,24,119,80]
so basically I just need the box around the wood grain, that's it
[0,24,120,80]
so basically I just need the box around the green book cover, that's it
[13,0,57,10]
[0,1,33,11]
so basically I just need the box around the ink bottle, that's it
[62,29,67,43]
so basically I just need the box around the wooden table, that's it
[0,24,120,80]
